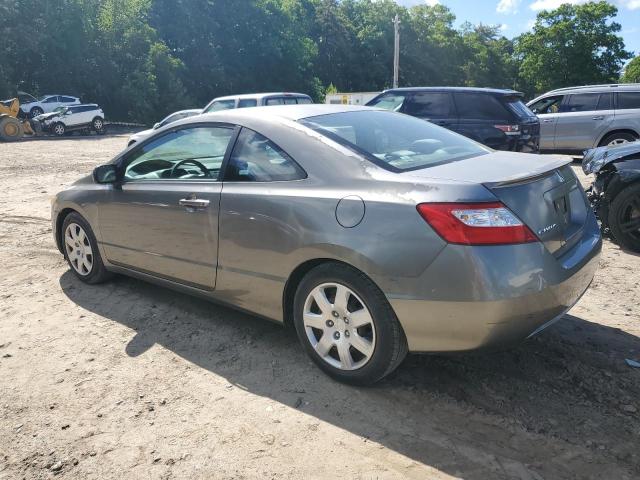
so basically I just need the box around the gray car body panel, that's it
[53,105,601,352]
[527,84,640,152]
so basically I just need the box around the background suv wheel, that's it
[599,132,637,147]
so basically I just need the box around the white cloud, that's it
[497,0,520,14]
[529,0,587,11]
[618,0,640,9]
[500,23,510,31]
[425,0,440,6]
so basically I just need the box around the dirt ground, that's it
[0,134,639,480]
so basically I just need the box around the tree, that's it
[515,1,631,96]
[621,56,640,83]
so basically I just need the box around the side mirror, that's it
[153,122,161,129]
[93,164,118,184]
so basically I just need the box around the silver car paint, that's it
[52,105,601,352]
[528,85,640,151]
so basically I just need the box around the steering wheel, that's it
[170,159,210,179]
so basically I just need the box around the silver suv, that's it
[527,84,640,153]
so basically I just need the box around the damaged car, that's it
[583,141,640,251]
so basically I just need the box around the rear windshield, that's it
[504,97,536,118]
[300,110,488,172]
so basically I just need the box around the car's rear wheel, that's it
[293,262,407,385]
[29,107,44,118]
[599,132,637,147]
[62,212,112,284]
[52,122,65,137]
[608,183,640,252]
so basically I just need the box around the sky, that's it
[396,0,640,56]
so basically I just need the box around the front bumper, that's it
[387,224,601,352]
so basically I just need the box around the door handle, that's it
[592,115,605,120]
[542,119,555,123]
[179,198,210,209]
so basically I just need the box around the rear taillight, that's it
[494,124,521,135]
[416,202,537,245]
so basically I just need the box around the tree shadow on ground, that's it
[60,271,640,479]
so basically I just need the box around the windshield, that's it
[300,110,489,172]
[367,93,406,111]
[204,99,235,113]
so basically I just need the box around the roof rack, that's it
[548,83,640,93]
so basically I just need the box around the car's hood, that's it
[35,112,59,121]
[582,141,640,175]
[399,151,571,185]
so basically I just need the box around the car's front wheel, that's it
[608,183,640,252]
[52,122,65,137]
[92,117,105,134]
[29,107,44,118]
[293,262,407,385]
[62,212,112,284]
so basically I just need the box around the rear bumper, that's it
[386,223,601,352]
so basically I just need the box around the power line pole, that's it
[393,14,400,88]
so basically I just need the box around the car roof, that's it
[70,103,99,108]
[44,95,78,98]
[212,92,312,101]
[543,83,640,95]
[196,104,372,123]
[380,87,523,96]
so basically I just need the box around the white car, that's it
[19,93,81,118]
[202,92,313,113]
[127,109,201,146]
[37,104,105,136]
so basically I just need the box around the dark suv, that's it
[366,87,540,153]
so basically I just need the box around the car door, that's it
[554,93,614,151]
[401,91,457,131]
[528,95,564,150]
[42,96,61,113]
[64,107,82,126]
[216,127,307,316]
[98,123,236,290]
[613,91,640,139]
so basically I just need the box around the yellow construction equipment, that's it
[0,97,37,142]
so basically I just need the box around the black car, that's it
[366,87,540,153]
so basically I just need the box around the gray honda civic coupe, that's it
[52,104,601,384]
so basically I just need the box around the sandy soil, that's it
[0,135,639,480]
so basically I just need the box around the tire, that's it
[293,262,408,385]
[52,122,66,137]
[29,107,44,118]
[599,132,637,147]
[92,117,105,134]
[61,212,113,284]
[0,116,24,141]
[608,182,640,252]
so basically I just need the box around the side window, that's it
[296,97,313,104]
[367,93,406,111]
[529,95,563,115]
[560,93,600,113]
[238,98,258,108]
[283,98,298,105]
[124,126,234,181]
[44,96,59,104]
[265,97,284,106]
[404,92,452,118]
[225,128,306,182]
[204,100,235,113]
[61,96,76,103]
[454,93,511,120]
[617,92,640,110]
[596,93,612,110]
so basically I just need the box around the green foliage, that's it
[0,0,633,121]
[622,56,640,83]
[515,1,631,97]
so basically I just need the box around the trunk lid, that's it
[402,151,589,255]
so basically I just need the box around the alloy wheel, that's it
[94,119,103,130]
[303,282,376,370]
[618,196,640,240]
[64,223,93,276]
[608,138,630,146]
[54,124,64,135]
